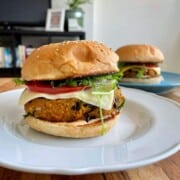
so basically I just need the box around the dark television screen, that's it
[0,0,51,27]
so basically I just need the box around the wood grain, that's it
[0,78,179,180]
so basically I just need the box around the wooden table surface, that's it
[0,78,179,180]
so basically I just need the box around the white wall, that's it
[93,0,180,73]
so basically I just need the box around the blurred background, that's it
[0,0,179,76]
[53,0,180,73]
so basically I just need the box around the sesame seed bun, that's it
[22,40,119,81]
[25,114,119,138]
[115,44,164,63]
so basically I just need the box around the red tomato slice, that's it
[26,81,89,94]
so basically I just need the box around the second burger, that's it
[116,44,164,84]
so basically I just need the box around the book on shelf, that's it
[0,47,14,68]
[26,47,35,57]
[0,46,14,68]
[16,45,35,67]
[0,45,35,68]
[16,45,26,67]
[0,47,5,67]
[4,47,12,68]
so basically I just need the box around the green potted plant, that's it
[65,0,92,31]
[67,0,91,9]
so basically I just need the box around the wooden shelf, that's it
[0,68,21,77]
[0,29,85,39]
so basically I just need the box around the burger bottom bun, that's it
[25,114,120,138]
[121,75,164,84]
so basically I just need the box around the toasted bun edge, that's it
[25,114,120,138]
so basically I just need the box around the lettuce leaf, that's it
[13,78,26,85]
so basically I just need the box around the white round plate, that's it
[0,87,179,175]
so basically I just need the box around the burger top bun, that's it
[22,40,119,81]
[115,44,164,63]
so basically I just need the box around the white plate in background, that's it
[118,71,180,94]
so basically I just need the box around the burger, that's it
[115,44,164,84]
[19,40,125,138]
